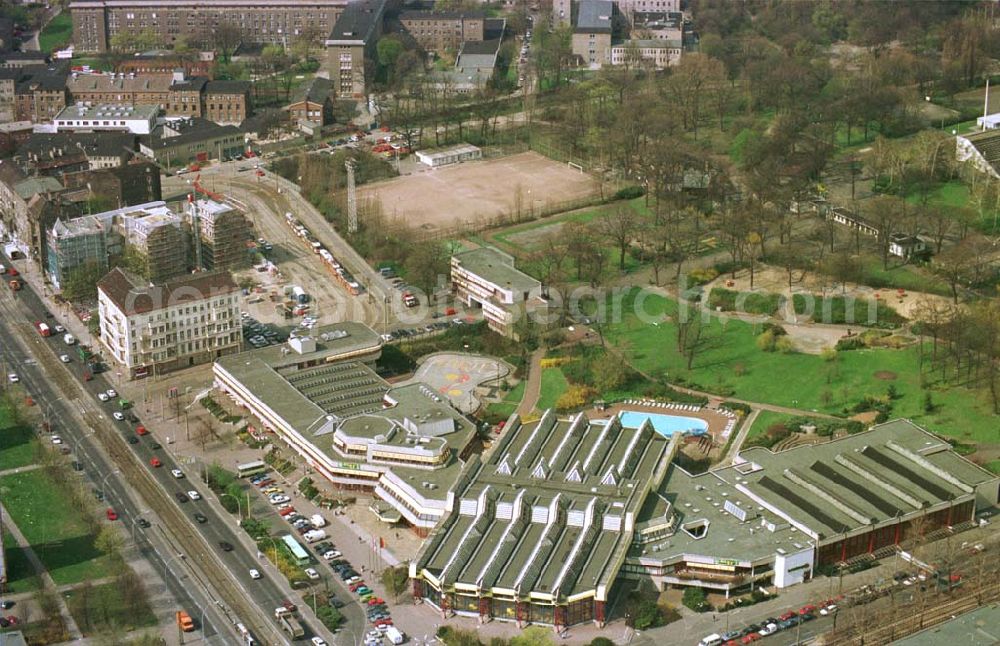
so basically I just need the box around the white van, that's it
[698,635,723,646]
[63,333,76,345]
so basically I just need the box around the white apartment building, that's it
[450,246,545,339]
[610,39,683,68]
[97,267,241,378]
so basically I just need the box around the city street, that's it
[0,250,334,645]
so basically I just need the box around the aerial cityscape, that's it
[0,1,999,645]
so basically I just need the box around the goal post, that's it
[568,161,584,173]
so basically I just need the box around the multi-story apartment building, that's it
[46,212,122,289]
[450,246,546,339]
[0,68,22,122]
[14,132,136,176]
[400,10,485,53]
[60,162,162,208]
[616,0,679,18]
[0,162,71,262]
[70,0,348,53]
[67,72,173,108]
[572,0,613,68]
[203,80,251,125]
[323,0,386,98]
[118,201,189,282]
[187,198,253,271]
[15,73,69,122]
[66,71,251,123]
[98,267,241,378]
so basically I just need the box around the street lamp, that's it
[218,492,244,522]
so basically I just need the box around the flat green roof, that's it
[452,247,540,294]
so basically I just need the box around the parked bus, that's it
[281,534,310,566]
[237,460,267,478]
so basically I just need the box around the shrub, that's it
[835,335,866,351]
[632,598,663,629]
[687,267,719,285]
[708,288,783,315]
[556,384,596,411]
[613,185,645,200]
[756,330,777,352]
[775,336,795,353]
[682,587,711,612]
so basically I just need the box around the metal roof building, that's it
[411,416,999,629]
[214,323,479,533]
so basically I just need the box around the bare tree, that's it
[599,206,640,271]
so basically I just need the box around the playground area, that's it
[407,352,511,414]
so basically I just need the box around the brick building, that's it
[323,0,386,98]
[203,80,251,125]
[70,0,348,53]
[400,10,485,53]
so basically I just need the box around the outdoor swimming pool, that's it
[618,411,709,437]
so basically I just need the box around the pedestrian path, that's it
[0,502,83,640]
[0,463,42,477]
[516,348,545,417]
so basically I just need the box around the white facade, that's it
[53,103,158,135]
[773,546,814,588]
[98,275,240,378]
[610,40,682,68]
[416,144,482,168]
[450,248,544,338]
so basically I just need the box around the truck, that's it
[303,529,327,543]
[176,610,195,632]
[279,614,304,638]
[385,626,405,645]
[310,513,327,528]
[36,322,51,337]
[291,285,309,304]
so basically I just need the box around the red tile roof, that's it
[98,267,238,315]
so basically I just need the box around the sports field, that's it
[359,152,600,234]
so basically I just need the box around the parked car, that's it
[250,568,262,579]
[305,568,320,580]
[112,411,125,421]
[106,508,118,521]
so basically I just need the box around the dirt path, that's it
[516,348,546,417]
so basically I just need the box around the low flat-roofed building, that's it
[416,143,481,167]
[451,246,545,339]
[411,416,999,628]
[213,324,479,534]
[610,39,682,69]
[53,103,158,134]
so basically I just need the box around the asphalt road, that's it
[0,253,328,645]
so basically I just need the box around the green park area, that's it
[486,380,526,420]
[38,12,72,53]
[0,408,39,470]
[67,579,158,636]
[594,288,994,444]
[535,368,570,412]
[1,529,41,594]
[0,469,114,586]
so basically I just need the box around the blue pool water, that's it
[618,411,709,437]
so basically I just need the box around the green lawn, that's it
[535,368,570,412]
[746,411,792,441]
[602,288,998,445]
[0,408,40,470]
[1,530,42,594]
[0,470,113,586]
[486,380,527,419]
[39,11,73,53]
[67,581,158,636]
